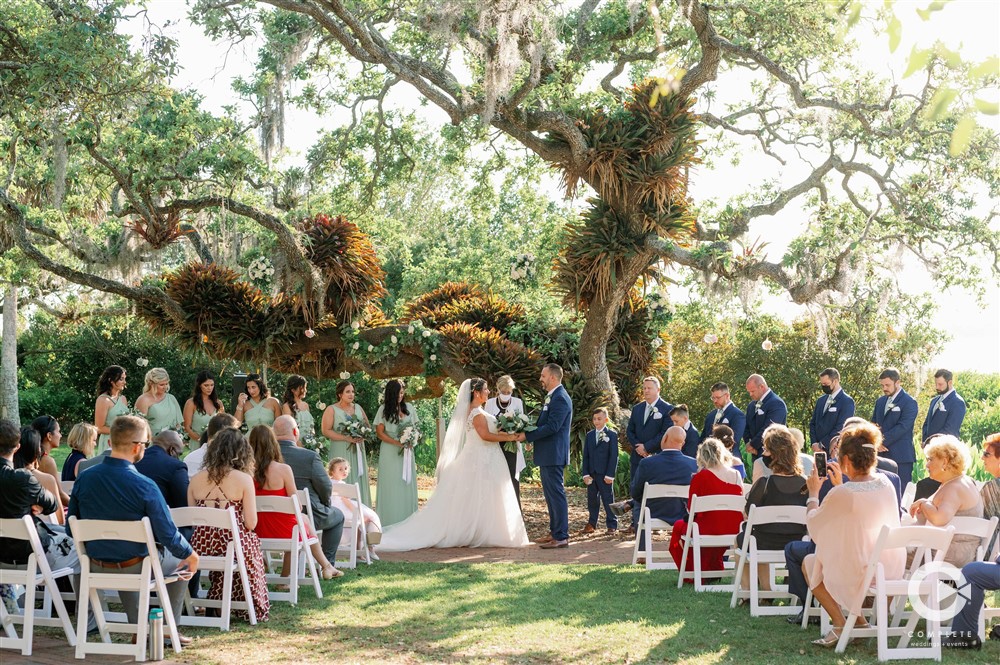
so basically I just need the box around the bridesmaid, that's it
[135,367,183,435]
[373,379,419,527]
[94,365,129,455]
[282,374,319,451]
[235,373,281,429]
[184,370,223,449]
[321,380,372,506]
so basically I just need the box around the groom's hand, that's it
[634,443,647,457]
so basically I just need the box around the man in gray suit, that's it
[273,415,345,565]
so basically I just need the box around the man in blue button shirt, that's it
[68,415,199,644]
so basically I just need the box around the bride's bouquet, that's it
[398,426,421,456]
[336,416,374,450]
[496,410,535,453]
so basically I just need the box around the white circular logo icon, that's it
[906,561,968,623]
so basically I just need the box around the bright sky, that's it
[128,1,999,372]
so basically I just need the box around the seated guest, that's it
[803,422,904,647]
[668,438,744,572]
[14,427,64,525]
[909,435,983,568]
[62,423,98,481]
[669,404,701,458]
[980,433,1000,557]
[32,415,69,506]
[134,430,189,509]
[184,413,238,478]
[0,418,81,583]
[78,420,152,476]
[250,424,342,579]
[617,426,697,555]
[68,415,199,647]
[913,433,945,501]
[189,428,270,622]
[751,426,813,483]
[943,553,1000,650]
[737,425,808,592]
[712,425,746,480]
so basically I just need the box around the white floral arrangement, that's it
[247,256,275,284]
[135,357,149,367]
[398,426,421,456]
[509,253,536,285]
[646,291,669,313]
[300,434,325,456]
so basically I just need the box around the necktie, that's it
[823,395,832,414]
[714,409,723,425]
[644,404,652,424]
[884,399,893,415]
[935,396,945,413]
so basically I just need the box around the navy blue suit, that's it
[525,385,573,541]
[700,402,746,445]
[808,390,856,454]
[743,391,788,460]
[921,390,966,440]
[133,444,189,509]
[680,422,701,459]
[625,398,672,482]
[630,449,697,548]
[872,389,918,486]
[582,428,619,528]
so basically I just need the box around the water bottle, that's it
[148,607,164,660]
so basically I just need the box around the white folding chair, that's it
[676,494,743,592]
[255,494,322,605]
[68,516,182,662]
[631,483,688,570]
[831,524,955,660]
[0,516,77,655]
[741,483,752,498]
[946,515,999,564]
[170,506,258,630]
[730,504,808,616]
[293,489,327,589]
[330,483,370,569]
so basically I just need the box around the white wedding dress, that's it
[378,381,529,551]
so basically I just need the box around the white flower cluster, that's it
[509,253,536,283]
[247,256,275,282]
[135,357,149,367]
[647,291,669,313]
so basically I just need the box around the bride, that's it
[377,378,530,551]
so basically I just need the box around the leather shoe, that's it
[788,611,820,626]
[539,539,568,549]
[581,524,596,534]
[534,535,554,544]
[606,527,617,534]
[635,557,646,565]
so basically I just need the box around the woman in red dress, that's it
[249,425,341,579]
[669,437,745,572]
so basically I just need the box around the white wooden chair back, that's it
[330,482,370,568]
[631,483,688,570]
[170,506,257,629]
[68,516,182,661]
[0,516,77,656]
[676,493,743,592]
[946,515,999,563]
[729,504,808,615]
[255,494,322,604]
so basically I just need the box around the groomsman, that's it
[808,368,856,454]
[743,374,787,460]
[872,368,918,487]
[625,377,672,528]
[922,369,967,440]
[701,382,746,445]
[669,404,701,458]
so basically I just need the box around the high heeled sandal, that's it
[322,565,345,579]
[812,629,842,648]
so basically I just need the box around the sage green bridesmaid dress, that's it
[374,405,420,527]
[243,399,276,429]
[96,394,129,455]
[327,404,372,507]
[144,394,183,435]
[189,409,214,450]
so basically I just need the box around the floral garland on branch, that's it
[339,319,444,377]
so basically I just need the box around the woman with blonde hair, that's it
[668,437,744,571]
[135,367,184,436]
[909,434,983,568]
[484,374,526,509]
[61,422,98,481]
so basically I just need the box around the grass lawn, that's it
[171,561,996,664]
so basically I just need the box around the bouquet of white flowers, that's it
[247,256,276,283]
[398,426,421,456]
[336,416,374,449]
[509,253,536,285]
[300,434,325,455]
[496,410,536,453]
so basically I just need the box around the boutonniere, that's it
[650,406,659,415]
[544,395,551,406]
[598,430,609,444]
[885,401,895,411]
[828,401,836,407]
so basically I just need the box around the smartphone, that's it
[814,451,828,478]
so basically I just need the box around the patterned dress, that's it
[190,489,270,622]
[96,394,129,455]
[327,404,372,507]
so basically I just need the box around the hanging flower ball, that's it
[351,321,360,330]
[422,330,431,338]
[390,335,398,345]
[703,333,718,344]
[316,401,327,410]
[651,338,663,349]
[304,328,316,338]
[136,357,149,367]
[762,339,774,351]
[339,371,351,380]
[429,354,437,362]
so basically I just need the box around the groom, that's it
[521,363,573,549]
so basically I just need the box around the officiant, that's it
[484,375,526,511]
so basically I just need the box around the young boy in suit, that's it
[581,407,619,533]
